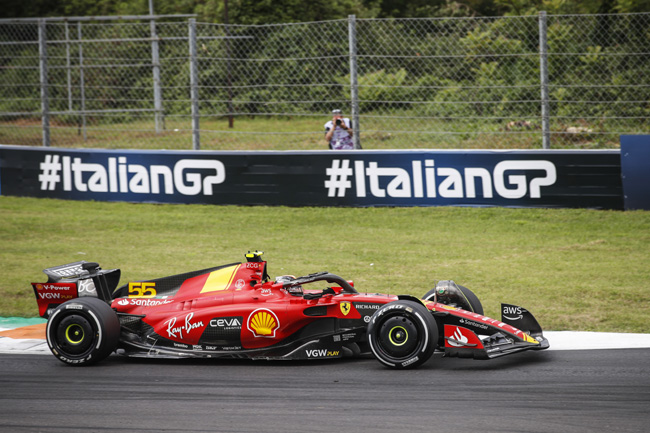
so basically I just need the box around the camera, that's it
[335,119,342,126]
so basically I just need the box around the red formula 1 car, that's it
[31,252,549,369]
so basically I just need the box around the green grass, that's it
[0,115,623,150]
[1,196,648,332]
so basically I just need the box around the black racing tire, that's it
[422,284,484,316]
[367,300,438,369]
[46,297,120,366]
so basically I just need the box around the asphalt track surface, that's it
[1,349,649,433]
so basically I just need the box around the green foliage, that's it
[2,0,649,21]
[337,68,410,111]
[196,0,377,24]
[1,5,649,149]
[615,0,650,12]
[494,0,625,15]
[462,25,524,55]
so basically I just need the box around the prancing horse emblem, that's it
[340,302,351,316]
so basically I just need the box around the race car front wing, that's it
[442,303,550,359]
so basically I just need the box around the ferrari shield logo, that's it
[340,302,351,316]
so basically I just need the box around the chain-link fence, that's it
[1,13,648,150]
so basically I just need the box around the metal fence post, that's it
[38,19,50,147]
[150,0,164,133]
[224,0,234,128]
[65,22,72,111]
[539,11,551,149]
[348,14,361,149]
[189,18,200,150]
[77,22,87,140]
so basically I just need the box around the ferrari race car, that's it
[31,252,549,369]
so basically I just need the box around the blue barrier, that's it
[620,136,650,210]
[0,145,623,209]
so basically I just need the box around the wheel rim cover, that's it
[65,324,85,344]
[378,316,419,358]
[55,314,94,356]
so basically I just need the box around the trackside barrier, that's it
[620,136,650,211]
[0,145,623,209]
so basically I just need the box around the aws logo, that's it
[247,309,280,338]
[502,305,523,321]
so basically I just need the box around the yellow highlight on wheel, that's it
[65,324,84,344]
[389,326,408,346]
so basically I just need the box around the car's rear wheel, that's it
[367,300,437,369]
[46,297,120,366]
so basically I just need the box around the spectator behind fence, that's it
[325,109,357,150]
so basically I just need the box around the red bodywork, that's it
[32,256,548,364]
[109,261,398,354]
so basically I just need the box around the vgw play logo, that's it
[324,159,557,200]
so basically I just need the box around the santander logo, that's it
[444,325,484,349]
[447,327,469,347]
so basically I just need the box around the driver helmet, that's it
[275,275,303,296]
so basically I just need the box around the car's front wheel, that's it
[367,300,438,369]
[46,297,120,366]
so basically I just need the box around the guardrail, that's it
[0,145,624,209]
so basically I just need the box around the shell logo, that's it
[247,309,280,338]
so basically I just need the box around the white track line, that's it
[544,331,650,350]
[0,338,49,354]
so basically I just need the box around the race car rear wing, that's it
[31,261,121,318]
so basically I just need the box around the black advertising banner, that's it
[620,135,650,210]
[0,145,623,209]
